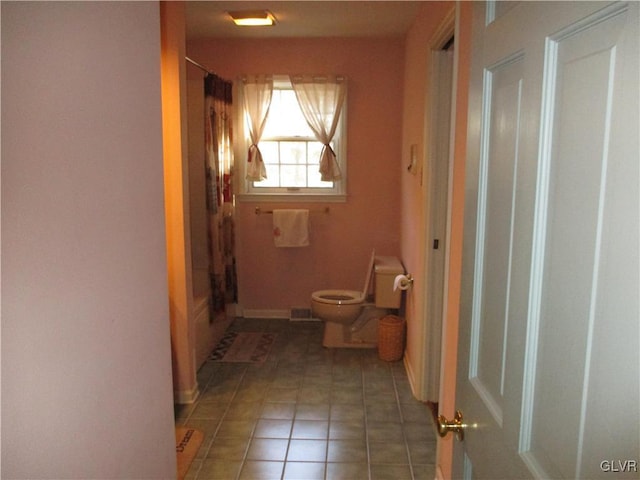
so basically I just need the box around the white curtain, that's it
[241,75,273,181]
[290,75,346,181]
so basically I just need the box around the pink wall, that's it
[1,2,176,478]
[187,37,404,312]
[400,1,455,392]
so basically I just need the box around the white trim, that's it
[174,386,200,405]
[237,193,347,203]
[463,451,474,480]
[470,376,503,427]
[469,67,492,381]
[420,5,456,403]
[519,35,557,453]
[430,7,456,48]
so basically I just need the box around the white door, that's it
[452,1,639,478]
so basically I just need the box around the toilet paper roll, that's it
[393,274,413,291]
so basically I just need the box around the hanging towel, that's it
[273,209,310,247]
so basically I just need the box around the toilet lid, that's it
[362,249,376,296]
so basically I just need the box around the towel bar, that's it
[255,207,330,215]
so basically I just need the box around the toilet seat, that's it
[311,289,365,305]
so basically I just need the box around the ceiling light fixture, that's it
[228,10,276,27]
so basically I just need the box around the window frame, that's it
[236,75,347,203]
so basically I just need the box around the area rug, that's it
[209,331,276,363]
[176,427,203,480]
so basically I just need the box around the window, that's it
[239,76,346,201]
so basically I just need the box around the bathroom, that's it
[176,1,461,406]
[6,2,637,478]
[2,2,464,477]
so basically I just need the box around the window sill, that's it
[237,193,347,203]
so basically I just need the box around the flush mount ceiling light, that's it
[228,10,276,27]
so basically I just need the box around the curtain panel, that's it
[239,75,273,181]
[204,73,237,316]
[290,75,346,182]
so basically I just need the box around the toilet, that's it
[311,250,404,348]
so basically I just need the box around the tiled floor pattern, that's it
[175,318,436,480]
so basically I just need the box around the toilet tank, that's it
[374,256,404,308]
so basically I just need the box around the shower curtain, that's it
[204,73,237,319]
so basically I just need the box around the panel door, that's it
[454,2,639,478]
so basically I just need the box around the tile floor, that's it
[175,318,436,480]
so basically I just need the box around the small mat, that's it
[209,331,276,363]
[176,427,203,480]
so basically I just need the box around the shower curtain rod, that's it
[185,56,216,76]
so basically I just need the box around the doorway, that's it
[421,10,456,403]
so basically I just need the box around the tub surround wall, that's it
[187,37,404,312]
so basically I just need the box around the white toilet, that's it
[311,251,404,348]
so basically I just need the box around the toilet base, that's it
[321,307,388,348]
[322,321,376,348]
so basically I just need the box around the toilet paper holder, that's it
[393,274,414,291]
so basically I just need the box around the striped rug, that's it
[209,331,277,363]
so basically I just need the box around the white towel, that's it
[273,209,310,247]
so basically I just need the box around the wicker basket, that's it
[378,315,405,362]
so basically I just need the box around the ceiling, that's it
[185,1,427,40]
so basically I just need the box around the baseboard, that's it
[174,386,200,405]
[404,354,424,401]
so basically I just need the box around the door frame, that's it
[420,6,456,402]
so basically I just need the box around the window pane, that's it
[280,142,307,165]
[254,164,280,188]
[280,165,307,187]
[259,142,279,165]
[307,142,323,165]
[307,166,333,188]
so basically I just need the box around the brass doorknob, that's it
[437,409,466,441]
